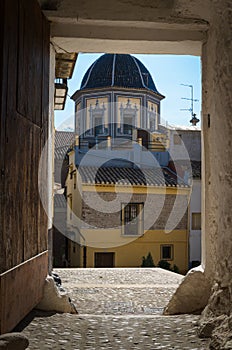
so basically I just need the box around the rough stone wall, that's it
[199,1,232,348]
[81,191,188,230]
[149,194,188,231]
[82,191,124,228]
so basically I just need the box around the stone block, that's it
[0,333,29,350]
[36,276,78,314]
[163,265,211,315]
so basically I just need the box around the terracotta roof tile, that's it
[78,166,188,187]
[54,193,67,208]
[55,130,74,160]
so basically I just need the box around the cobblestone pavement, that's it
[19,268,210,349]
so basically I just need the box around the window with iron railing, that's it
[121,203,144,236]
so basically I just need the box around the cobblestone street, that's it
[19,268,210,349]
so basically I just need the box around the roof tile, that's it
[55,130,74,160]
[78,166,187,187]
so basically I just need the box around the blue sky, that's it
[55,53,201,130]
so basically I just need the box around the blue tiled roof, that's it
[80,54,162,95]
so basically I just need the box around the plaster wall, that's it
[168,129,201,161]
[201,0,232,279]
[74,229,188,272]
[198,3,232,345]
[41,0,209,55]
[163,2,232,345]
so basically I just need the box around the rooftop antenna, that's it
[180,84,199,126]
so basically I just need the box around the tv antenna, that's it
[180,84,199,125]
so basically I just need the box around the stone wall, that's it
[81,191,188,231]
[162,3,232,346]
[199,1,232,348]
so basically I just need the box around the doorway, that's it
[95,252,115,267]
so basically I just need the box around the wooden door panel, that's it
[0,0,50,333]
[17,0,44,126]
[95,253,115,268]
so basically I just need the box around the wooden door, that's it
[95,253,115,267]
[0,0,50,333]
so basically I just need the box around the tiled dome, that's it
[80,54,161,94]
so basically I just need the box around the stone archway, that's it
[43,1,232,346]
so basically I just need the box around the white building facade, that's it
[161,125,201,268]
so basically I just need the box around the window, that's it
[94,116,104,136]
[118,99,138,136]
[149,118,156,131]
[121,203,143,235]
[148,103,157,131]
[192,212,201,230]
[89,99,107,136]
[173,134,182,145]
[161,245,173,260]
[123,115,133,135]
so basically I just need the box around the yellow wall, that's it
[66,155,84,244]
[73,229,188,273]
[82,183,189,195]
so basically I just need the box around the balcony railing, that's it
[78,137,168,152]
[140,140,167,152]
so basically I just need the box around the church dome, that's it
[80,54,162,95]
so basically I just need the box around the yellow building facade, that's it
[66,149,190,273]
